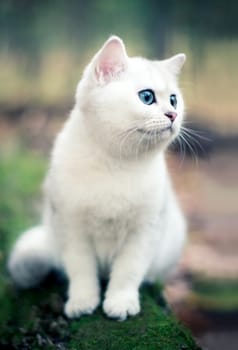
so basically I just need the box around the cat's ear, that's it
[163,53,186,75]
[94,36,128,83]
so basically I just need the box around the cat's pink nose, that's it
[164,111,177,122]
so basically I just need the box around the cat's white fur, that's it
[8,36,186,320]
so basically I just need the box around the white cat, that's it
[8,36,186,321]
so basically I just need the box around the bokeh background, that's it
[0,1,237,349]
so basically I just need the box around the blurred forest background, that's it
[0,1,238,349]
[0,0,237,132]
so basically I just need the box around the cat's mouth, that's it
[137,126,172,136]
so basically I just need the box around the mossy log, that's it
[0,274,201,350]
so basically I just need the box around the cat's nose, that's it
[164,111,177,122]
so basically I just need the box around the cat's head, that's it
[76,36,186,160]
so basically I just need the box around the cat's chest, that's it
[81,198,142,238]
[84,210,139,274]
[50,153,167,229]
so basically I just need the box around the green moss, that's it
[0,276,200,350]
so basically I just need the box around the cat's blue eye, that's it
[170,94,177,109]
[138,89,156,105]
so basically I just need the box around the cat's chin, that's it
[137,126,172,136]
[133,125,180,153]
[136,125,179,142]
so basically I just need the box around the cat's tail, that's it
[8,226,60,288]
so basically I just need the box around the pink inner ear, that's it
[96,38,127,81]
[100,60,122,75]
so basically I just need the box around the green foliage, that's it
[0,150,46,254]
[191,277,238,311]
[1,0,237,56]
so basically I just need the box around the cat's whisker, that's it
[116,119,151,161]
[182,122,212,139]
[135,128,149,160]
[182,130,205,153]
[113,119,148,161]
[152,128,159,150]
[177,134,188,162]
[179,132,199,164]
[180,126,208,158]
[118,126,139,161]
[181,125,211,142]
[179,134,186,164]
[175,134,186,165]
[152,129,157,148]
[145,129,154,157]
[182,127,212,148]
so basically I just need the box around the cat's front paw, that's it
[103,289,140,321]
[64,292,100,319]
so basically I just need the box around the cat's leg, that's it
[146,202,186,282]
[62,232,100,318]
[103,231,153,320]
